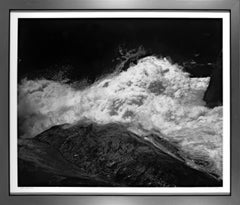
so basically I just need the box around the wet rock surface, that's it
[203,51,223,108]
[18,122,222,187]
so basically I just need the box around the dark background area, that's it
[18,18,222,82]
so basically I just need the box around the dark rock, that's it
[18,122,222,187]
[203,51,223,108]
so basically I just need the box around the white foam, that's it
[18,56,222,177]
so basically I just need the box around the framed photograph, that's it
[10,10,230,195]
[0,0,239,204]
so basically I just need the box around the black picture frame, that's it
[1,0,239,204]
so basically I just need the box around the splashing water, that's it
[18,56,222,178]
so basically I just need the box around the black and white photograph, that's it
[10,11,230,194]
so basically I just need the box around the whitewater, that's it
[18,56,222,179]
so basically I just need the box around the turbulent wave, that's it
[18,56,222,178]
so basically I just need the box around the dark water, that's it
[18,18,222,82]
